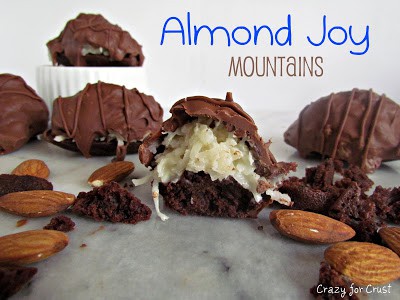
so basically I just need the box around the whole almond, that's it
[0,190,76,217]
[11,159,50,179]
[269,209,355,244]
[0,229,68,265]
[379,227,400,256]
[88,161,135,187]
[325,241,400,285]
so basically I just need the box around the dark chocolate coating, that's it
[47,13,144,67]
[0,74,48,154]
[44,82,163,160]
[140,92,295,179]
[284,89,400,172]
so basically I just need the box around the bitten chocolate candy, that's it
[44,82,163,161]
[139,93,296,219]
[0,74,48,154]
[284,89,400,172]
[47,13,144,67]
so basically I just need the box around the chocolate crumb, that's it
[89,225,105,236]
[370,186,400,224]
[72,182,151,224]
[0,265,37,299]
[43,215,75,232]
[16,219,28,227]
[278,159,382,242]
[80,243,87,248]
[0,174,53,197]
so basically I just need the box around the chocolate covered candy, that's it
[284,89,400,172]
[47,13,145,67]
[138,92,296,220]
[0,74,48,154]
[44,82,163,161]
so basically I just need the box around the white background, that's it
[0,0,399,111]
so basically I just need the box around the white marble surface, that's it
[1,110,399,300]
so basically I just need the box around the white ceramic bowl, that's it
[36,65,148,112]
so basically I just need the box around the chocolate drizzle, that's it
[0,73,48,154]
[284,89,400,172]
[45,82,163,160]
[47,13,144,67]
[140,92,296,179]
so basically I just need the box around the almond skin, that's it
[379,227,400,256]
[0,230,68,265]
[0,190,76,217]
[325,241,400,285]
[88,161,135,187]
[11,159,50,179]
[269,209,355,244]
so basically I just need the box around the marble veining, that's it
[0,111,399,300]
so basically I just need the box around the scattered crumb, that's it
[257,225,264,231]
[43,215,75,232]
[123,182,134,188]
[89,225,105,236]
[16,219,28,227]
[278,159,383,243]
[80,243,87,248]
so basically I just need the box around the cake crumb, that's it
[43,215,75,232]
[16,219,28,227]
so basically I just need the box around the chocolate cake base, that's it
[159,171,269,218]
[0,174,53,197]
[56,53,141,67]
[72,182,151,224]
[0,265,37,299]
[43,131,141,158]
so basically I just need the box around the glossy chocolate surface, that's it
[140,92,295,178]
[47,13,144,67]
[0,74,48,154]
[45,82,163,160]
[284,89,400,172]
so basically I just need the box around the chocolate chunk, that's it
[0,74,48,155]
[0,174,53,197]
[44,82,163,161]
[370,186,400,224]
[279,177,337,213]
[72,182,151,224]
[159,171,269,218]
[0,265,37,299]
[43,215,75,232]
[278,159,381,242]
[305,159,335,190]
[284,89,400,172]
[328,182,381,243]
[335,165,374,192]
[47,13,144,67]
[310,262,359,300]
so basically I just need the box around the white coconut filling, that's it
[156,119,263,200]
[81,44,110,56]
[136,118,292,220]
